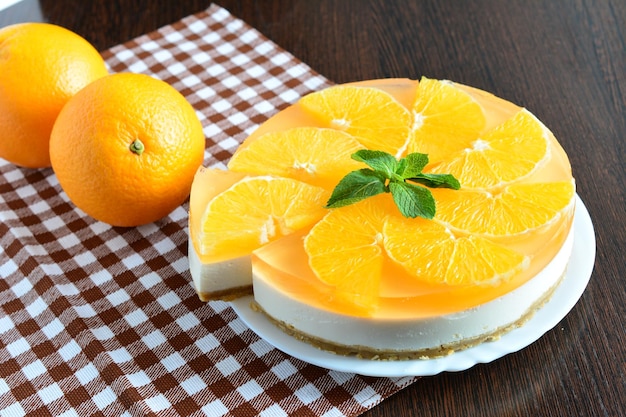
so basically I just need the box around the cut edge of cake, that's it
[188,238,252,302]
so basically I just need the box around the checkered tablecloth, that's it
[0,4,417,416]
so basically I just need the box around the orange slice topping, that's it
[384,215,529,286]
[303,195,393,308]
[432,180,575,236]
[198,176,328,259]
[298,85,412,155]
[228,127,365,190]
[426,109,550,189]
[407,77,486,161]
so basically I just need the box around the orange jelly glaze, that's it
[237,79,573,319]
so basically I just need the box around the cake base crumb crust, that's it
[250,269,567,360]
[197,285,253,302]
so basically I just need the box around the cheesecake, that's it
[188,77,575,359]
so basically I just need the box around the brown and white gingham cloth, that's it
[0,4,418,416]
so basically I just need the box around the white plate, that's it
[0,0,24,12]
[231,195,595,377]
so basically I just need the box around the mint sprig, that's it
[325,150,460,219]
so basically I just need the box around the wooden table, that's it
[1,1,624,416]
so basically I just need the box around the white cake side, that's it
[188,239,252,301]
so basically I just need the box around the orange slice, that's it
[407,77,486,162]
[198,176,328,259]
[432,180,575,237]
[303,195,393,309]
[426,109,550,189]
[227,127,365,190]
[384,215,529,286]
[298,85,412,155]
[189,167,247,253]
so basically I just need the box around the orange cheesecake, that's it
[188,77,575,359]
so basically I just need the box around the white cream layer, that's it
[188,239,251,301]
[252,223,575,354]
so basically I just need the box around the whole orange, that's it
[0,23,108,168]
[49,73,206,227]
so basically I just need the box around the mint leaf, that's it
[410,173,461,189]
[399,152,429,178]
[326,149,460,218]
[395,157,408,177]
[389,181,436,219]
[352,149,398,178]
[325,169,387,208]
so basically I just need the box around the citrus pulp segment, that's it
[297,85,412,156]
[406,77,486,162]
[198,176,328,260]
[227,127,366,189]
[432,180,576,237]
[426,109,550,189]
[383,215,529,286]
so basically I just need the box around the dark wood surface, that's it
[1,1,624,416]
